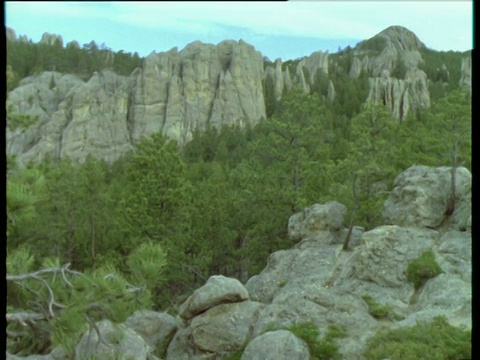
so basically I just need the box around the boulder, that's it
[165,327,196,360]
[288,201,347,242]
[178,275,249,320]
[241,330,310,360]
[124,310,179,356]
[246,242,340,304]
[435,230,471,282]
[74,319,153,360]
[415,273,471,328]
[383,166,472,229]
[352,225,438,287]
[190,301,264,353]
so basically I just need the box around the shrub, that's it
[362,295,403,320]
[407,251,443,289]
[287,322,343,360]
[363,316,471,360]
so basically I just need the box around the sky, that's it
[5,1,473,61]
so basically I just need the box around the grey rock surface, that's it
[240,330,310,360]
[178,275,249,320]
[383,166,471,229]
[352,225,438,287]
[124,310,180,356]
[288,201,347,242]
[7,40,267,165]
[75,319,153,360]
[189,301,264,353]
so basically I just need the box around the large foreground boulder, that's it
[178,275,249,320]
[74,319,154,360]
[241,330,310,360]
[124,310,179,357]
[383,165,471,229]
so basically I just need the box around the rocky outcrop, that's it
[124,310,179,357]
[40,32,63,47]
[345,26,431,120]
[241,330,310,360]
[167,165,470,359]
[178,275,250,320]
[366,67,430,120]
[7,39,267,164]
[74,319,155,360]
[288,201,347,242]
[459,56,472,94]
[262,50,329,100]
[383,165,471,229]
[6,27,17,42]
[6,70,133,164]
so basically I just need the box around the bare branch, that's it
[6,311,50,326]
[6,263,82,282]
[6,263,82,318]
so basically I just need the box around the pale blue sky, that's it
[5,1,473,61]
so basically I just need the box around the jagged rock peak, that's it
[6,27,17,41]
[40,32,64,46]
[375,25,426,51]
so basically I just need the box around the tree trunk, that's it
[343,174,358,250]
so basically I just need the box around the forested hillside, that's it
[6,27,471,357]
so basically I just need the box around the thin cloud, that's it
[5,1,472,53]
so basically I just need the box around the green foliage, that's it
[363,316,471,360]
[7,167,46,244]
[356,36,388,53]
[6,36,142,90]
[286,322,342,360]
[126,241,167,290]
[6,247,156,356]
[419,48,469,87]
[361,295,403,320]
[407,251,443,289]
[6,105,40,131]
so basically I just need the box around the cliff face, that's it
[6,26,471,164]
[6,39,266,164]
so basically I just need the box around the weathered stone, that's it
[178,275,249,320]
[383,166,471,229]
[190,301,264,353]
[288,201,347,242]
[459,56,472,94]
[338,226,365,248]
[124,310,179,356]
[165,327,196,360]
[75,319,153,360]
[40,32,63,47]
[352,225,438,287]
[366,67,430,120]
[401,274,471,329]
[435,230,471,282]
[241,330,310,360]
[6,27,17,42]
[246,243,340,304]
[7,40,267,165]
